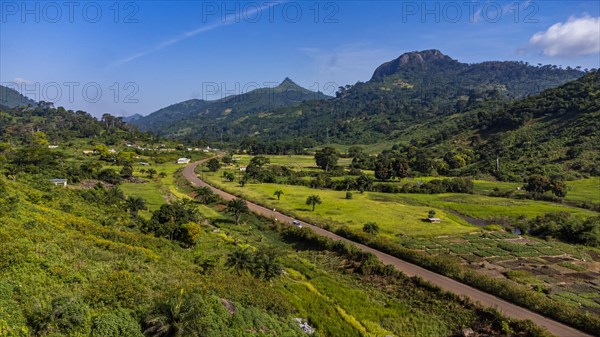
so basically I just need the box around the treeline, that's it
[229,155,474,194]
[239,137,315,155]
[0,105,152,145]
[518,212,600,247]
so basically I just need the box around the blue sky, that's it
[1,1,599,117]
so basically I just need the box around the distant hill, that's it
[129,78,331,138]
[0,85,36,108]
[158,50,583,144]
[358,70,600,179]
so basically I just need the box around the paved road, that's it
[183,160,593,337]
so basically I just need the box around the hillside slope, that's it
[137,50,583,145]
[129,78,331,139]
[0,85,36,108]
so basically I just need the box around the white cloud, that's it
[529,16,600,57]
[13,77,33,85]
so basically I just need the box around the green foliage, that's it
[362,222,379,235]
[193,187,217,204]
[125,196,148,219]
[224,172,235,182]
[273,189,284,200]
[225,247,254,276]
[143,289,207,337]
[28,297,91,336]
[120,165,134,178]
[90,309,143,337]
[193,255,220,275]
[147,200,200,241]
[314,147,339,172]
[525,212,600,247]
[305,195,322,211]
[226,198,249,225]
[206,158,221,172]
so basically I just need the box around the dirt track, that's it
[183,160,593,337]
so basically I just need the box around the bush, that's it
[90,309,143,337]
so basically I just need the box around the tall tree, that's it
[226,198,249,225]
[225,247,253,275]
[273,189,284,200]
[193,186,216,204]
[305,195,322,211]
[143,289,204,337]
[206,158,221,172]
[314,147,339,172]
[125,196,147,219]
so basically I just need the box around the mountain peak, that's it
[278,77,298,87]
[371,49,458,80]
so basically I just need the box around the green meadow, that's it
[233,154,353,169]
[202,162,597,239]
[565,178,600,203]
[204,172,474,237]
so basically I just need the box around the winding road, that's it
[183,159,593,337]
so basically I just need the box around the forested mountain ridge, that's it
[345,70,600,180]
[129,78,331,138]
[0,84,36,108]
[129,50,585,145]
[0,104,148,146]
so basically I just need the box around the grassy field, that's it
[202,166,597,237]
[204,171,475,237]
[565,178,600,203]
[384,193,597,220]
[232,155,353,169]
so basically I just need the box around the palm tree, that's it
[226,198,249,225]
[225,247,253,275]
[125,196,147,219]
[253,251,283,282]
[305,195,322,211]
[147,168,157,178]
[273,189,284,200]
[193,186,215,204]
[362,222,379,235]
[106,187,125,205]
[144,289,203,337]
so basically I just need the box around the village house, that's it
[49,179,68,187]
[177,158,191,164]
[427,218,441,224]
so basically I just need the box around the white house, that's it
[177,158,191,164]
[49,179,67,187]
[48,145,59,149]
[239,166,247,171]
